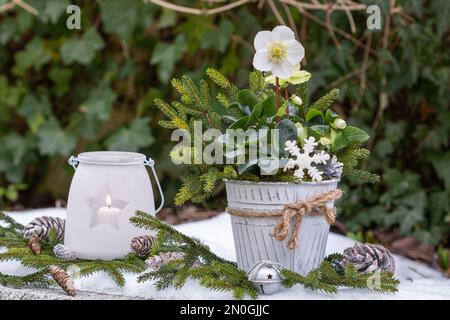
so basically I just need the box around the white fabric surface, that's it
[1,208,449,300]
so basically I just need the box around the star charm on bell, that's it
[246,260,285,295]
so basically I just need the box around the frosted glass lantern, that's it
[65,151,164,260]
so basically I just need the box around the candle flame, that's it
[106,194,112,208]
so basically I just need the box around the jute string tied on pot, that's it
[226,189,342,249]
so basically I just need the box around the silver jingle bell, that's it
[246,260,285,295]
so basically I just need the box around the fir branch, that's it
[130,211,234,266]
[0,270,51,289]
[249,70,266,93]
[308,88,339,112]
[345,169,380,184]
[206,68,233,90]
[282,260,399,294]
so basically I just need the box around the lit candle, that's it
[97,195,121,229]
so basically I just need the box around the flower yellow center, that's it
[268,42,287,62]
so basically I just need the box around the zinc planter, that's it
[224,179,339,275]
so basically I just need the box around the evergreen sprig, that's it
[0,212,147,289]
[130,210,256,299]
[307,88,340,112]
[338,146,380,184]
[282,258,399,294]
[130,211,399,298]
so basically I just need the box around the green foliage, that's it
[0,212,147,288]
[0,1,448,248]
[158,67,377,202]
[307,89,339,112]
[282,257,399,294]
[131,211,398,298]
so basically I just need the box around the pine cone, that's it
[145,252,201,270]
[342,243,396,274]
[54,244,76,261]
[28,237,41,255]
[48,265,76,297]
[23,216,65,241]
[323,155,343,180]
[130,235,156,257]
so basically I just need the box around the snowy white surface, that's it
[1,208,449,300]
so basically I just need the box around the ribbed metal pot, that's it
[224,179,339,275]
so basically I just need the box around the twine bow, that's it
[226,189,342,249]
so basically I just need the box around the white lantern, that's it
[65,151,164,260]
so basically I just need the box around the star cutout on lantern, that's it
[267,273,273,280]
[86,185,129,230]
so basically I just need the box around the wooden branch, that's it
[145,0,252,15]
[0,0,39,15]
[279,0,402,13]
[267,0,286,25]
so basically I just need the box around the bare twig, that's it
[0,0,39,15]
[360,32,372,96]
[281,2,300,39]
[267,0,286,25]
[144,0,252,15]
[325,4,340,48]
[339,0,357,33]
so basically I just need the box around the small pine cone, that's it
[342,243,396,274]
[145,252,201,270]
[53,244,76,261]
[130,235,156,257]
[23,216,65,241]
[28,237,41,255]
[48,265,76,297]
[323,155,344,180]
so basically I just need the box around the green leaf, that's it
[324,109,340,125]
[431,152,450,190]
[158,9,177,28]
[330,128,348,151]
[49,67,74,97]
[237,89,258,109]
[18,93,53,132]
[201,20,234,53]
[105,118,154,151]
[14,38,52,73]
[342,126,370,143]
[36,120,76,156]
[276,102,288,117]
[101,0,141,41]
[247,102,263,126]
[150,35,187,84]
[261,95,276,118]
[238,157,258,174]
[0,18,17,45]
[305,108,324,122]
[276,119,297,156]
[228,116,249,129]
[80,84,117,121]
[41,0,71,24]
[305,126,321,141]
[60,28,105,65]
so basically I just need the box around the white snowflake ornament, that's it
[283,137,331,182]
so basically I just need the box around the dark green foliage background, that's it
[0,0,448,247]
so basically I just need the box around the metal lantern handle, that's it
[144,157,165,214]
[68,156,79,170]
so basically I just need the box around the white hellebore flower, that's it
[253,26,305,79]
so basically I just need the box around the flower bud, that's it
[291,95,303,106]
[333,118,347,129]
[319,137,331,145]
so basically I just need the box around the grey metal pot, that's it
[224,179,339,275]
